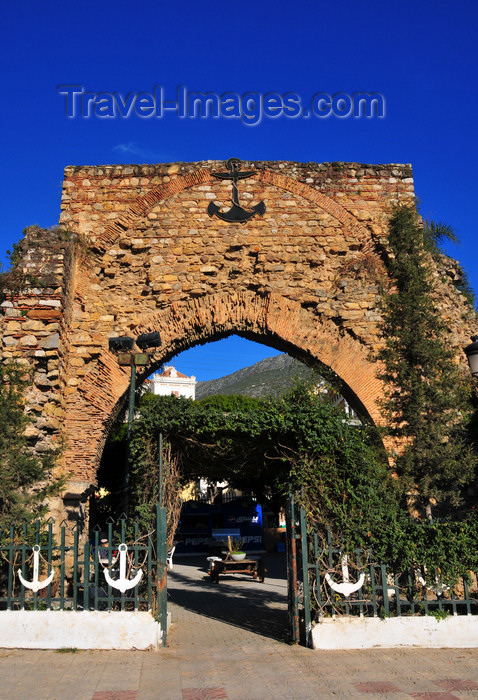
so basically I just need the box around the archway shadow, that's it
[168,554,289,642]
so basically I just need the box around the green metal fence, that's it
[0,516,158,612]
[301,522,478,626]
[291,503,478,647]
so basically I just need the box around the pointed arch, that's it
[61,292,385,481]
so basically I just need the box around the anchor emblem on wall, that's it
[207,157,266,223]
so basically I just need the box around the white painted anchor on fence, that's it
[103,543,142,593]
[325,554,365,597]
[17,545,54,592]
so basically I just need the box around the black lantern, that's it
[136,331,162,350]
[108,336,135,352]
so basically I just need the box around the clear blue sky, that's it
[1,0,477,380]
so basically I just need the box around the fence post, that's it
[380,563,389,617]
[59,523,66,611]
[20,522,27,610]
[299,504,312,647]
[7,524,14,610]
[156,503,168,647]
[72,526,79,610]
[286,493,300,643]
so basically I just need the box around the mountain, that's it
[195,354,316,399]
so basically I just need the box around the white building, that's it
[148,366,196,400]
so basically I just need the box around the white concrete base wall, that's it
[312,615,478,650]
[0,611,170,650]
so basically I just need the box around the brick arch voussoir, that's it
[94,167,376,253]
[258,170,374,249]
[95,168,213,252]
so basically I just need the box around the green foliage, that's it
[282,386,400,550]
[412,518,478,583]
[453,266,476,308]
[5,240,23,267]
[130,382,398,550]
[423,220,459,255]
[367,515,478,583]
[0,362,63,527]
[128,437,182,548]
[422,219,475,308]
[427,609,448,621]
[130,391,286,496]
[198,394,262,412]
[228,537,246,553]
[126,377,478,582]
[377,205,476,515]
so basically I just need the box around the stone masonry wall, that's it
[2,160,476,509]
[1,226,75,455]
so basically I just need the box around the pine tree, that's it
[377,205,476,516]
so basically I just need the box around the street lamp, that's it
[108,331,162,517]
[464,336,478,377]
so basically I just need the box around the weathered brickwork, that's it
[1,160,476,514]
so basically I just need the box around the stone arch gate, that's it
[1,159,473,525]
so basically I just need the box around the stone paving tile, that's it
[353,681,402,693]
[91,693,137,700]
[410,694,461,700]
[181,688,227,699]
[436,679,478,692]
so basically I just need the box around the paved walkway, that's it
[0,554,477,699]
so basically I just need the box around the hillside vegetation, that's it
[196,353,315,399]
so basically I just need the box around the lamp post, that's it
[109,331,162,517]
[464,336,478,377]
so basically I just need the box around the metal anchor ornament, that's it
[325,554,365,597]
[207,157,266,223]
[103,543,142,593]
[18,545,55,592]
